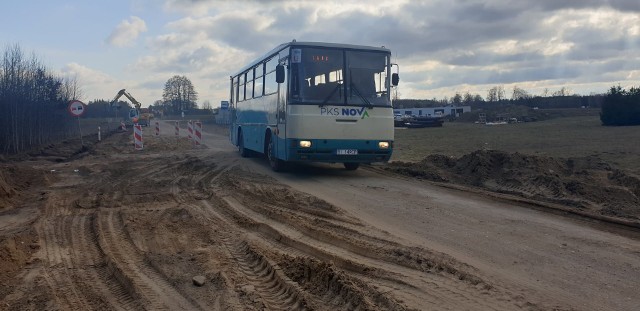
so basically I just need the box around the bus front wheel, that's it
[344,162,360,170]
[267,136,286,172]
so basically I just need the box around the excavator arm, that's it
[110,89,141,110]
[110,89,147,125]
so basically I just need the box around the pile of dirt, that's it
[386,150,640,221]
[0,171,16,209]
[0,230,39,288]
[0,169,16,199]
[0,164,52,210]
[18,129,121,163]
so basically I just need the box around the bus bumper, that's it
[286,138,393,163]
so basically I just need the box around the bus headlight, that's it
[299,140,312,148]
[378,141,390,149]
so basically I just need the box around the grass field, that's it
[392,115,640,174]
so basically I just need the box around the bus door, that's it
[275,56,288,160]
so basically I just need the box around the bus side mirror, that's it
[392,73,399,86]
[276,64,285,83]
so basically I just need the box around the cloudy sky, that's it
[2,0,639,107]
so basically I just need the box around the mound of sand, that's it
[386,150,640,221]
[0,169,17,208]
[0,165,51,210]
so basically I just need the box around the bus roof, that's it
[232,41,391,78]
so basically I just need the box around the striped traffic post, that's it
[174,121,179,136]
[155,121,160,136]
[194,121,202,146]
[134,124,143,150]
[187,120,193,140]
[120,121,126,131]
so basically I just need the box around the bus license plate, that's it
[337,149,358,155]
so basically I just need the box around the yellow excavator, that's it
[110,89,152,126]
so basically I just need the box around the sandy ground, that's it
[1,121,639,310]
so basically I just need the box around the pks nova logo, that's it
[320,107,370,119]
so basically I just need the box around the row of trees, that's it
[485,85,572,102]
[82,99,133,119]
[0,45,81,154]
[394,91,602,110]
[600,85,640,126]
[447,85,574,104]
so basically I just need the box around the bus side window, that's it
[239,73,246,101]
[265,56,279,95]
[247,69,254,99]
[255,64,264,97]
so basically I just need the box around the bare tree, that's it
[451,93,462,105]
[487,87,498,102]
[512,85,530,100]
[553,87,571,97]
[1,44,77,154]
[201,100,212,110]
[496,85,506,101]
[542,88,550,97]
[463,92,473,104]
[59,75,83,102]
[162,75,198,113]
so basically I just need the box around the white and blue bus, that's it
[229,41,399,171]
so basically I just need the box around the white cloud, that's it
[163,0,216,16]
[106,16,148,47]
[59,63,125,102]
[107,1,640,104]
[61,62,114,86]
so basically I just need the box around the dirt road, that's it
[1,121,639,310]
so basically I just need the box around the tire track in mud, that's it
[167,156,237,205]
[198,199,400,311]
[75,155,223,310]
[222,235,307,310]
[81,214,141,310]
[200,167,536,310]
[161,156,317,310]
[35,190,141,310]
[37,213,92,309]
[95,209,199,310]
[80,155,230,310]
[213,195,519,311]
[35,155,207,310]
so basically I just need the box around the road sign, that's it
[68,100,86,117]
[220,101,229,110]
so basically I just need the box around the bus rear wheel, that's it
[344,162,360,170]
[267,136,286,172]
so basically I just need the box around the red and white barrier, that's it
[120,121,126,131]
[155,121,160,136]
[134,124,143,150]
[174,121,179,136]
[194,121,202,146]
[187,120,193,139]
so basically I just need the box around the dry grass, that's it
[392,116,640,174]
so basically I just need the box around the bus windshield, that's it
[290,48,391,106]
